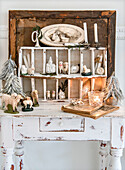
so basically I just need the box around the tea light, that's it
[88,91,104,106]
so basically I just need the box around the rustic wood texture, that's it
[61,104,119,119]
[9,10,116,77]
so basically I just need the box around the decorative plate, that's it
[40,24,84,46]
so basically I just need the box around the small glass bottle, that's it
[46,90,50,100]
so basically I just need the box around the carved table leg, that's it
[99,142,109,170]
[109,148,123,170]
[1,147,14,170]
[14,141,24,170]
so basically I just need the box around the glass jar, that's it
[88,91,104,106]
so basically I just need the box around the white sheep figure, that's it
[23,97,33,108]
[2,93,22,112]
[31,90,39,106]
[83,65,91,73]
[59,61,63,74]
[27,67,35,75]
[63,62,68,74]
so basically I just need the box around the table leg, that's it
[1,147,14,170]
[109,148,123,170]
[14,141,24,170]
[99,142,109,170]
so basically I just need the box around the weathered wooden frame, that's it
[9,10,116,77]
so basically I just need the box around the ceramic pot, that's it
[106,97,118,106]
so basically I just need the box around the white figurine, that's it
[59,61,63,74]
[52,90,56,100]
[31,30,42,47]
[23,97,33,108]
[46,90,50,99]
[83,65,91,73]
[96,67,104,75]
[52,64,56,73]
[21,65,28,74]
[46,63,50,73]
[2,93,22,112]
[46,57,56,74]
[58,89,65,99]
[70,65,79,74]
[27,67,35,75]
[95,55,104,75]
[31,90,39,106]
[63,62,68,74]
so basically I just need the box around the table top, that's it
[0,100,125,119]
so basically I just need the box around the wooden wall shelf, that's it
[9,10,116,77]
[19,46,107,101]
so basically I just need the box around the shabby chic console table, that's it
[0,102,125,170]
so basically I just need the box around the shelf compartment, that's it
[70,49,80,74]
[94,49,107,76]
[58,49,68,75]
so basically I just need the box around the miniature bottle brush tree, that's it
[0,55,25,97]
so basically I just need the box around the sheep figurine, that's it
[59,61,63,74]
[2,93,22,113]
[27,67,35,75]
[63,62,68,74]
[22,97,33,112]
[31,90,39,107]
[82,65,92,76]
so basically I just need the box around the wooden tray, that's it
[61,104,119,119]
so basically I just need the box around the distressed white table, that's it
[0,102,125,170]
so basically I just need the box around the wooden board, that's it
[9,10,116,77]
[61,104,119,119]
[62,103,103,114]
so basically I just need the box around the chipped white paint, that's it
[39,117,84,132]
[0,102,125,169]
[14,141,24,170]
[99,142,109,170]
[109,148,123,170]
[111,118,125,148]
[1,147,14,170]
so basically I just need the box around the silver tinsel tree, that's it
[0,56,25,97]
[104,72,124,102]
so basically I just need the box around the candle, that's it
[83,22,88,43]
[94,23,98,43]
[88,91,104,106]
[91,78,95,91]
